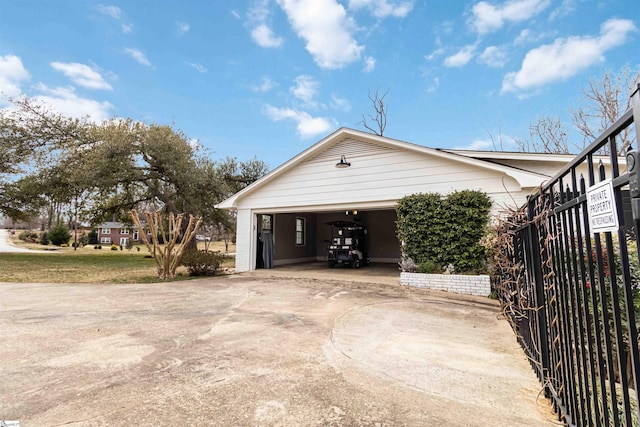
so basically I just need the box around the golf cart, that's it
[325,220,369,268]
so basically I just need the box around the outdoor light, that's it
[335,155,351,168]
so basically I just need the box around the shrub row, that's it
[180,249,225,276]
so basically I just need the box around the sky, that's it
[0,0,638,170]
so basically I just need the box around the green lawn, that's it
[0,242,235,283]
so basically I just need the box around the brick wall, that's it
[400,272,491,297]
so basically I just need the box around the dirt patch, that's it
[0,274,554,426]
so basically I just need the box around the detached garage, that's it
[217,128,568,272]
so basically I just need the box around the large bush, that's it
[18,230,38,242]
[396,190,491,272]
[48,225,72,246]
[87,230,98,245]
[180,250,224,276]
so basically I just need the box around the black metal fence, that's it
[496,83,640,426]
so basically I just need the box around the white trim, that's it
[101,228,111,234]
[100,237,111,244]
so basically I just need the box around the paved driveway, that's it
[0,229,51,253]
[0,273,554,426]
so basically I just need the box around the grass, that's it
[1,238,235,283]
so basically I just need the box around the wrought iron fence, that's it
[495,82,640,426]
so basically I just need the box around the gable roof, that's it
[216,127,551,210]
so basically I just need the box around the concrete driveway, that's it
[0,273,554,426]
[0,229,51,253]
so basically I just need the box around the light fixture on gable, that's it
[335,155,351,169]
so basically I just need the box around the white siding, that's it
[235,138,523,212]
[235,209,252,272]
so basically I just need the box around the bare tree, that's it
[515,115,572,154]
[130,210,202,279]
[361,88,389,136]
[572,66,638,152]
[513,66,639,154]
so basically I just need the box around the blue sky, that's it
[0,0,638,169]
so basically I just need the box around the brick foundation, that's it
[400,272,491,297]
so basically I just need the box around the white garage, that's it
[217,128,572,272]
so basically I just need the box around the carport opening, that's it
[256,209,401,270]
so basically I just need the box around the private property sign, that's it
[587,179,619,233]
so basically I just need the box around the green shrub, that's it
[180,250,223,276]
[48,225,71,246]
[110,244,118,251]
[18,230,38,242]
[78,233,89,247]
[87,230,98,245]
[40,232,50,245]
[418,260,440,274]
[396,190,491,272]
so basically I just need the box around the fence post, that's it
[633,78,640,148]
[628,77,640,403]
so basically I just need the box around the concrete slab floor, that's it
[0,273,556,426]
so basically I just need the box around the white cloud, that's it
[263,104,333,138]
[0,55,30,100]
[479,46,507,68]
[444,44,477,67]
[425,47,445,61]
[50,62,112,90]
[177,21,190,36]
[514,28,531,44]
[124,48,152,66]
[348,0,413,18]
[97,4,133,34]
[31,84,113,121]
[502,18,636,94]
[276,0,364,69]
[469,0,551,34]
[290,75,320,105]
[427,76,440,93]
[251,24,284,48]
[252,76,277,93]
[549,0,575,21]
[248,0,283,48]
[331,94,351,112]
[97,4,121,19]
[363,56,376,73]
[186,62,208,73]
[121,23,133,33]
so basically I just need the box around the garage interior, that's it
[255,209,401,269]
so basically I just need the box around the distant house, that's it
[217,127,621,272]
[95,222,145,246]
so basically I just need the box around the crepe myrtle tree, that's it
[130,210,203,279]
